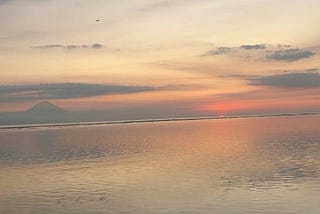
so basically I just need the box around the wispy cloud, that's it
[0,83,155,102]
[205,43,268,56]
[205,47,233,56]
[266,48,315,62]
[240,44,266,50]
[32,43,104,50]
[217,74,260,79]
[204,44,316,62]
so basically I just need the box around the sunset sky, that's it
[1,0,320,117]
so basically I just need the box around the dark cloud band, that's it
[250,72,320,88]
[0,83,155,102]
[267,49,315,62]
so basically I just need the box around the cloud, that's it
[250,72,320,88]
[32,43,104,50]
[240,44,266,50]
[91,43,104,49]
[0,0,11,3]
[0,0,41,5]
[34,45,63,49]
[205,44,268,56]
[267,48,315,61]
[0,83,155,102]
[205,47,233,56]
[204,44,316,62]
[217,74,260,79]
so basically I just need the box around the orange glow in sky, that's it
[0,0,320,119]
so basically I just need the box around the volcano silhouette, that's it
[26,101,67,114]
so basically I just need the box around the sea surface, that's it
[0,115,320,214]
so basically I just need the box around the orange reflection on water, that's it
[1,115,320,213]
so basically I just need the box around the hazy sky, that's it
[1,0,320,116]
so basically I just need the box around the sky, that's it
[1,0,320,118]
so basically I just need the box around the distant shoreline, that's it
[0,112,319,131]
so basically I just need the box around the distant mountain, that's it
[0,101,72,126]
[26,101,67,114]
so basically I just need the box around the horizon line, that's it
[0,112,319,131]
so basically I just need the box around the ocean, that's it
[1,115,319,213]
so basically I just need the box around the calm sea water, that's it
[0,115,320,214]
